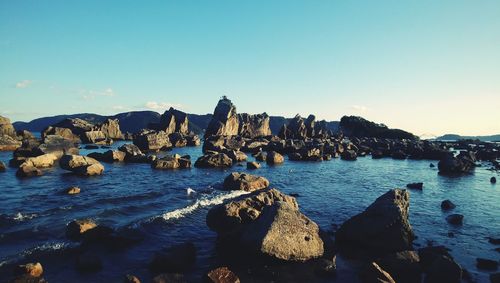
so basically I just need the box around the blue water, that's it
[0,142,499,282]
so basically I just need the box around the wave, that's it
[159,190,249,221]
[12,212,38,222]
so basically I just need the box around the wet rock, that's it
[88,150,126,163]
[492,177,497,184]
[406,182,423,190]
[446,214,463,225]
[66,219,98,240]
[152,155,191,170]
[225,150,247,163]
[0,160,6,172]
[82,130,107,144]
[20,154,58,168]
[207,188,298,235]
[247,161,260,169]
[336,189,414,256]
[391,150,407,160]
[359,262,396,283]
[429,163,435,168]
[205,97,240,137]
[341,150,357,161]
[223,172,270,192]
[194,153,233,168]
[65,186,81,195]
[118,144,143,158]
[15,262,43,277]
[206,267,240,283]
[238,113,271,138]
[124,274,141,283]
[441,200,456,210]
[476,258,498,270]
[186,134,201,146]
[59,155,104,176]
[133,130,171,151]
[16,165,43,178]
[240,201,324,261]
[152,273,187,283]
[149,242,196,273]
[254,151,267,162]
[377,250,421,283]
[76,253,102,272]
[266,151,284,165]
[438,153,474,175]
[0,134,22,151]
[418,246,462,283]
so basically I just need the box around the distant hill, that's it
[339,115,417,140]
[436,134,500,142]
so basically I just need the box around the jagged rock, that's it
[266,151,284,165]
[15,262,44,278]
[186,134,201,146]
[133,130,171,151]
[223,172,269,192]
[152,108,189,135]
[37,135,79,158]
[0,115,16,137]
[59,155,104,176]
[169,133,187,147]
[336,189,414,256]
[339,116,417,140]
[441,200,456,210]
[82,130,107,144]
[88,150,126,163]
[97,118,123,139]
[240,201,324,261]
[438,153,474,174]
[377,250,421,283]
[149,242,196,273]
[286,115,307,139]
[152,155,191,170]
[359,262,396,283]
[41,126,80,142]
[205,97,240,137]
[0,134,22,151]
[206,267,240,283]
[207,188,298,235]
[238,113,271,138]
[247,161,260,169]
[66,219,98,239]
[446,214,463,225]
[225,150,247,162]
[341,150,357,161]
[194,153,233,168]
[53,118,94,137]
[19,154,58,168]
[16,165,43,178]
[118,144,143,159]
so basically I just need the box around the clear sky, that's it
[1,0,499,136]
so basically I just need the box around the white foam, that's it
[161,190,249,221]
[186,187,197,196]
[13,212,38,221]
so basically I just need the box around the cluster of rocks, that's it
[42,118,124,145]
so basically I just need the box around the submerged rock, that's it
[476,258,498,270]
[76,253,102,272]
[446,214,463,225]
[406,182,423,190]
[377,250,421,283]
[65,186,81,195]
[66,219,98,240]
[441,200,456,210]
[491,177,497,184]
[15,262,44,278]
[419,246,462,283]
[336,189,414,256]
[223,172,270,192]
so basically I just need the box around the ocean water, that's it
[0,141,499,282]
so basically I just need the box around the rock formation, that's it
[238,113,271,138]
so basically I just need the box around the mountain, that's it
[436,134,500,142]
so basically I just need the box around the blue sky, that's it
[1,0,499,136]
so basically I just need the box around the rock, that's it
[476,258,498,270]
[65,186,81,195]
[97,118,123,140]
[491,273,500,283]
[207,188,298,235]
[254,151,267,162]
[53,118,94,136]
[279,115,307,139]
[84,145,99,149]
[88,150,126,163]
[247,161,260,169]
[133,130,171,151]
[0,161,5,172]
[82,130,107,144]
[37,135,79,158]
[205,97,240,137]
[430,163,435,168]
[74,162,104,176]
[124,274,141,283]
[169,133,187,147]
[0,134,22,151]
[438,153,474,174]
[240,201,324,261]
[335,189,414,256]
[266,151,284,165]
[377,250,421,282]
[194,153,233,168]
[489,237,500,245]
[0,115,16,137]
[152,155,191,170]
[406,182,423,190]
[118,143,143,157]
[76,253,102,272]
[446,214,463,225]
[315,256,337,277]
[441,200,456,210]
[206,267,240,283]
[19,154,58,168]
[66,219,98,239]
[391,150,407,160]
[15,262,43,277]
[424,254,462,283]
[152,108,189,135]
[225,150,247,162]
[341,150,357,161]
[149,242,196,273]
[238,113,271,138]
[42,126,80,142]
[16,165,43,178]
[492,177,497,184]
[59,155,104,175]
[359,262,396,283]
[223,172,270,192]
[152,273,187,283]
[186,134,201,146]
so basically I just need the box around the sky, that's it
[0,0,499,137]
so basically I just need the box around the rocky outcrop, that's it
[133,130,171,151]
[37,135,79,158]
[0,115,16,137]
[205,97,240,138]
[238,113,271,138]
[438,153,475,175]
[97,118,123,140]
[0,134,22,151]
[152,154,191,170]
[223,172,270,192]
[42,126,81,142]
[335,189,414,256]
[44,117,124,144]
[149,107,190,135]
[339,116,417,140]
[59,155,104,176]
[194,152,233,168]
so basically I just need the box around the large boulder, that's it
[96,118,123,140]
[82,130,107,144]
[205,97,240,138]
[41,126,80,142]
[418,246,462,283]
[59,155,104,176]
[0,134,22,151]
[335,189,415,256]
[133,130,171,151]
[53,118,94,136]
[88,150,125,163]
[37,135,79,158]
[20,153,58,168]
[240,201,324,261]
[194,153,233,168]
[266,151,284,165]
[223,172,270,192]
[438,153,475,175]
[152,155,191,170]
[238,113,271,138]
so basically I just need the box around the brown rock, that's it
[223,172,269,192]
[66,219,98,239]
[65,186,81,195]
[205,97,240,137]
[16,165,43,178]
[247,161,260,169]
[266,151,284,165]
[124,274,141,283]
[16,262,43,277]
[0,134,22,151]
[359,262,396,283]
[206,267,240,283]
[194,153,233,168]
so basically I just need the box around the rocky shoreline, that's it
[1,98,499,282]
